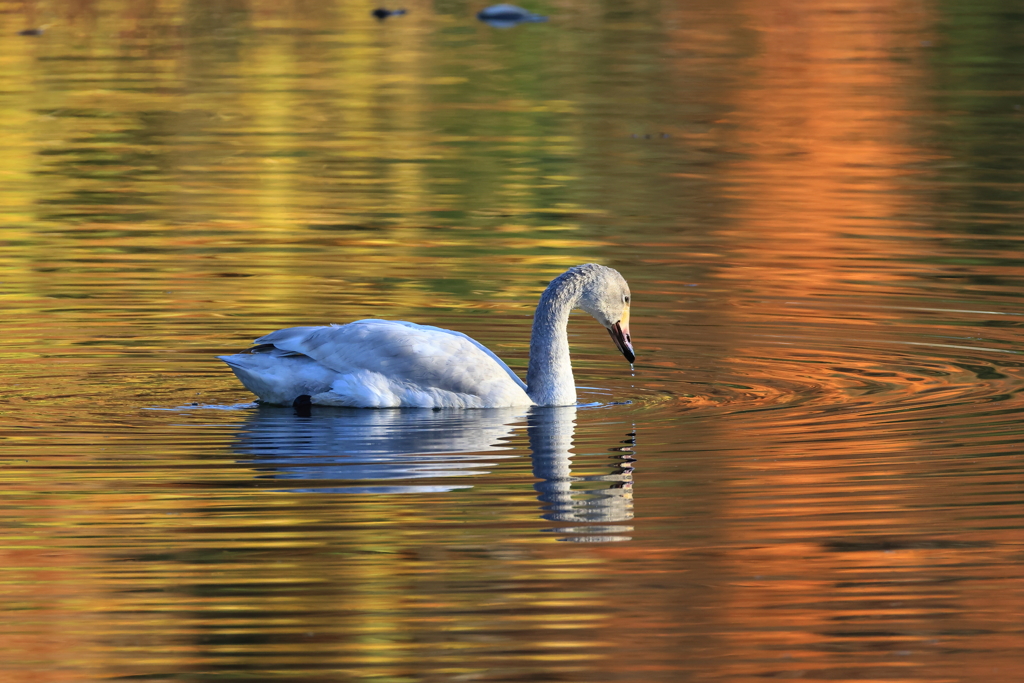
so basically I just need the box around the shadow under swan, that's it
[233,404,636,535]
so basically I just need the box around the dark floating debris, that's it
[631,132,671,139]
[477,3,547,27]
[18,27,44,36]
[823,537,992,552]
[372,8,406,20]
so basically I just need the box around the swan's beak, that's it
[608,307,635,363]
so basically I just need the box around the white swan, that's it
[219,263,634,408]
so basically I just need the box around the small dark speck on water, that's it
[19,28,44,36]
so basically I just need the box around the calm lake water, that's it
[2,1,1024,681]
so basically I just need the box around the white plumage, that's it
[219,264,634,409]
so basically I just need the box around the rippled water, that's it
[2,1,1024,681]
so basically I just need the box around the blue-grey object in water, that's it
[477,3,548,27]
[372,8,406,20]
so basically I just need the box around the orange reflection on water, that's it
[700,2,1024,680]
[717,0,938,298]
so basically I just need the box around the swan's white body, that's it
[221,320,531,409]
[219,264,633,409]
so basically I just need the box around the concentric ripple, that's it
[617,298,1024,455]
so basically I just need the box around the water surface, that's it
[2,1,1024,681]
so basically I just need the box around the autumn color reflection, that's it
[696,2,1024,680]
[2,0,1024,681]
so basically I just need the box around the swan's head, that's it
[574,264,635,364]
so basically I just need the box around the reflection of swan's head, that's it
[572,264,634,363]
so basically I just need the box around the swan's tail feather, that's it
[218,352,334,405]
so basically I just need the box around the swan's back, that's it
[220,319,532,409]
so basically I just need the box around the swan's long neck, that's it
[526,275,583,406]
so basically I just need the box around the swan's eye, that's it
[624,295,630,304]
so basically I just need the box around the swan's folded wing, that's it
[254,320,528,394]
[376,321,529,392]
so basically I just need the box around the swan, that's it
[218,263,634,408]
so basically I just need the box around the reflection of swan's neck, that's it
[526,277,582,406]
[529,405,634,526]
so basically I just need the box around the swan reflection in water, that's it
[233,405,634,538]
[527,406,634,539]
